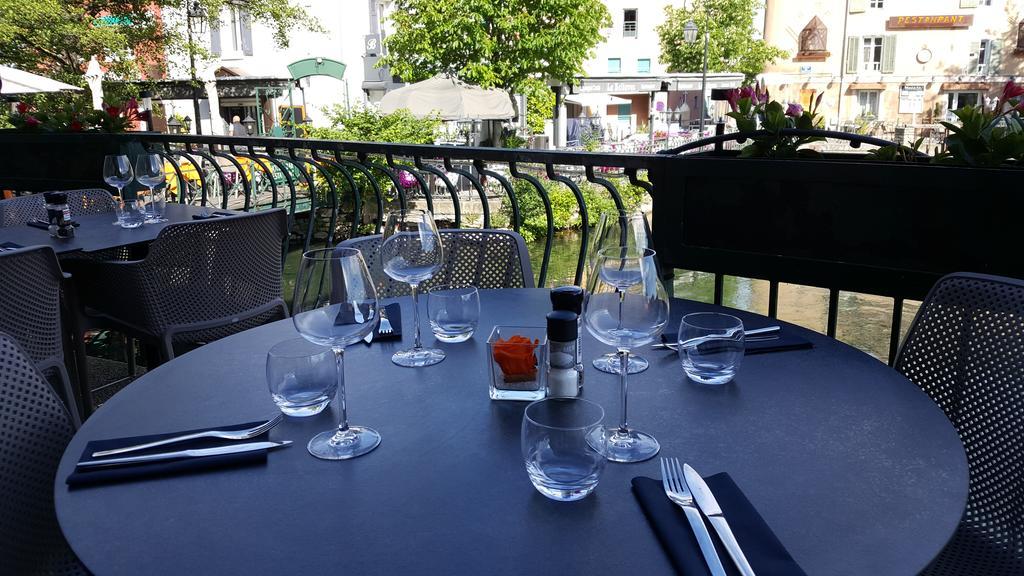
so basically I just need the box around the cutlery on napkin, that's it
[633,472,807,575]
[362,302,402,345]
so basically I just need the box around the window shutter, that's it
[845,37,859,73]
[959,0,979,8]
[967,41,981,74]
[988,40,1002,74]
[881,35,896,73]
[240,11,253,56]
[210,21,221,57]
[849,0,866,13]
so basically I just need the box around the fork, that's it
[91,414,285,458]
[378,306,393,335]
[653,335,779,351]
[662,457,727,576]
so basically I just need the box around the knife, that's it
[661,458,726,576]
[76,440,291,469]
[683,463,757,576]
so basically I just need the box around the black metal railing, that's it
[2,129,1017,364]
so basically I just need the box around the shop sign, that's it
[886,15,973,30]
[899,84,925,114]
[578,80,664,94]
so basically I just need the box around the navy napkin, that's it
[365,302,402,343]
[0,241,22,251]
[661,329,812,355]
[66,421,272,488]
[191,210,235,220]
[632,474,806,576]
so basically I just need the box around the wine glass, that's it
[134,153,166,223]
[292,247,380,460]
[380,209,446,367]
[586,210,654,375]
[584,247,669,463]
[102,155,133,225]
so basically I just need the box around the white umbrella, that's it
[0,65,82,95]
[380,75,514,121]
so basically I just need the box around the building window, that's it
[857,90,880,119]
[608,58,621,73]
[946,92,981,119]
[623,9,638,38]
[862,36,883,71]
[869,0,883,7]
[637,58,651,73]
[796,16,829,60]
[229,7,241,52]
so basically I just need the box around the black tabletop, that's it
[55,289,968,576]
[0,203,219,255]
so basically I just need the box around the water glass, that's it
[427,285,480,343]
[522,397,606,502]
[135,153,167,223]
[678,312,745,385]
[115,197,145,229]
[266,338,337,416]
[140,187,166,222]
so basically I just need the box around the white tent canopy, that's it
[0,65,82,95]
[380,75,515,121]
[564,93,630,108]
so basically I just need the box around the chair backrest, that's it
[138,208,288,339]
[0,331,85,575]
[0,189,115,227]
[894,272,1024,575]
[0,245,79,424]
[337,229,534,298]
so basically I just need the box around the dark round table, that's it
[56,289,967,575]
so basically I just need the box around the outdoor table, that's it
[0,203,223,255]
[55,289,968,576]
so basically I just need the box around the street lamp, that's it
[242,114,257,135]
[683,19,709,135]
[182,115,193,133]
[186,1,207,134]
[167,116,183,134]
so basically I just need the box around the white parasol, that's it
[380,75,515,121]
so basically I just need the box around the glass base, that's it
[144,217,168,223]
[392,346,445,367]
[590,427,660,463]
[307,426,381,460]
[593,353,648,375]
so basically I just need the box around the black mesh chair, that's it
[0,189,115,227]
[894,272,1024,575]
[338,229,534,297]
[65,209,289,364]
[0,245,81,426]
[0,332,88,575]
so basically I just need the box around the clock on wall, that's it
[916,48,933,64]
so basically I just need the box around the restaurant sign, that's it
[886,15,973,30]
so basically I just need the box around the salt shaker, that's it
[550,286,584,365]
[547,310,582,398]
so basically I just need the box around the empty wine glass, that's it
[586,210,654,375]
[380,209,446,367]
[584,247,669,463]
[292,247,380,460]
[102,155,133,225]
[134,153,166,223]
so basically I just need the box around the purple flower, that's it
[738,85,756,102]
[725,89,740,112]
[785,103,803,117]
[397,170,418,189]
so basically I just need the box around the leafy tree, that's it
[380,0,610,133]
[657,0,786,81]
[308,105,442,144]
[0,0,319,86]
[517,77,555,135]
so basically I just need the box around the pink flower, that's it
[725,89,740,112]
[125,98,138,111]
[785,103,803,117]
[755,81,769,104]
[106,106,120,119]
[70,119,83,132]
[397,170,418,189]
[15,102,29,114]
[738,85,756,102]
[24,115,40,128]
[1001,81,1024,100]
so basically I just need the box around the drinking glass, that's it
[380,209,445,367]
[103,155,133,226]
[427,285,479,343]
[116,197,146,229]
[134,153,166,223]
[522,397,606,501]
[266,338,337,416]
[678,312,745,385]
[586,210,654,375]
[584,247,669,463]
[292,247,380,459]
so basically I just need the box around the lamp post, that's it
[182,115,193,133]
[167,116,183,134]
[242,114,257,135]
[683,18,709,135]
[186,1,206,134]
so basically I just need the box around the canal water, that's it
[284,230,917,362]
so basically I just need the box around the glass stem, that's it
[618,348,630,434]
[330,347,349,440]
[617,288,625,330]
[411,283,422,350]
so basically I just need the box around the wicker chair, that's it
[0,189,115,227]
[338,229,534,297]
[65,209,289,364]
[0,332,88,575]
[0,245,81,426]
[894,272,1024,576]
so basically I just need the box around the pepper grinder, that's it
[547,310,583,398]
[550,286,584,366]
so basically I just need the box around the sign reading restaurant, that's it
[886,14,973,30]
